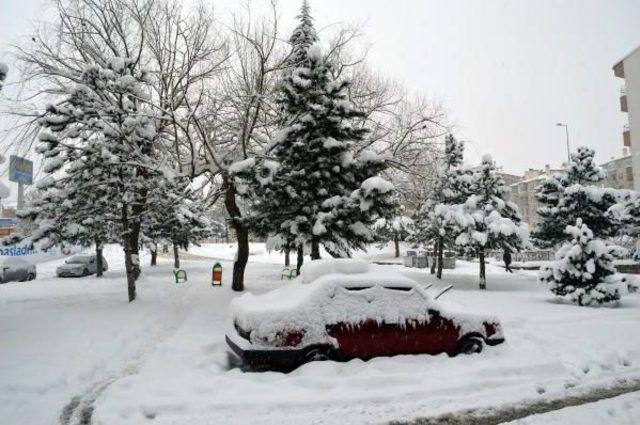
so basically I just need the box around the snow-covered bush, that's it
[539,218,625,306]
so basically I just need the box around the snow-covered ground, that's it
[1,243,639,425]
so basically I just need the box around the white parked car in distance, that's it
[56,254,108,277]
[0,257,37,283]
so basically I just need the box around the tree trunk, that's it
[223,174,247,292]
[285,248,290,267]
[436,236,444,279]
[296,245,304,275]
[430,242,436,275]
[394,234,400,258]
[150,249,157,266]
[130,222,142,280]
[121,203,137,302]
[310,238,321,260]
[173,243,180,269]
[479,249,487,290]
[96,242,104,278]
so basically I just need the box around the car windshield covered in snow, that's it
[65,255,92,264]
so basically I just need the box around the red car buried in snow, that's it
[226,259,504,371]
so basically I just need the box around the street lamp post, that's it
[556,123,570,162]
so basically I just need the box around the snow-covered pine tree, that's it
[533,147,619,247]
[288,0,318,67]
[452,155,529,289]
[373,204,414,258]
[410,134,472,277]
[531,173,568,247]
[143,173,213,269]
[18,138,121,277]
[34,57,158,301]
[238,43,394,272]
[539,218,625,306]
[607,191,640,259]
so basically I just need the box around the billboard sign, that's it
[0,217,17,228]
[9,155,33,185]
[0,245,36,257]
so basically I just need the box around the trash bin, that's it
[413,256,428,268]
[403,256,414,267]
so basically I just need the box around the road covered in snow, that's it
[1,243,639,425]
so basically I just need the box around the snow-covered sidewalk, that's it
[1,243,639,425]
[504,391,640,424]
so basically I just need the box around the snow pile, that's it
[300,258,369,283]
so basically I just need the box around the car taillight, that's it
[277,330,305,347]
[484,321,503,338]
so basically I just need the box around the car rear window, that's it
[343,286,372,291]
[383,286,412,292]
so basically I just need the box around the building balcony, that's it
[621,87,628,112]
[614,61,625,78]
[623,124,631,147]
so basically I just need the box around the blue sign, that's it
[9,155,33,185]
[0,217,17,228]
[0,245,35,256]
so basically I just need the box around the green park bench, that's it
[173,269,188,284]
[281,267,298,280]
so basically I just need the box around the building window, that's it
[626,167,633,182]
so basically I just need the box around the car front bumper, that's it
[225,331,303,371]
[485,337,505,346]
[56,270,85,277]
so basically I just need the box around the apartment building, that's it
[600,151,634,190]
[614,44,640,190]
[505,166,562,230]
[505,154,632,232]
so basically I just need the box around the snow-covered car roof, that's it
[65,255,93,263]
[0,257,31,266]
[299,258,416,288]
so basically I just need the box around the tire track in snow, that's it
[391,377,640,425]
[57,278,201,425]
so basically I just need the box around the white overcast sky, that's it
[1,0,640,178]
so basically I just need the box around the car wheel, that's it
[301,346,335,364]
[83,268,90,276]
[457,336,484,355]
[27,273,35,281]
